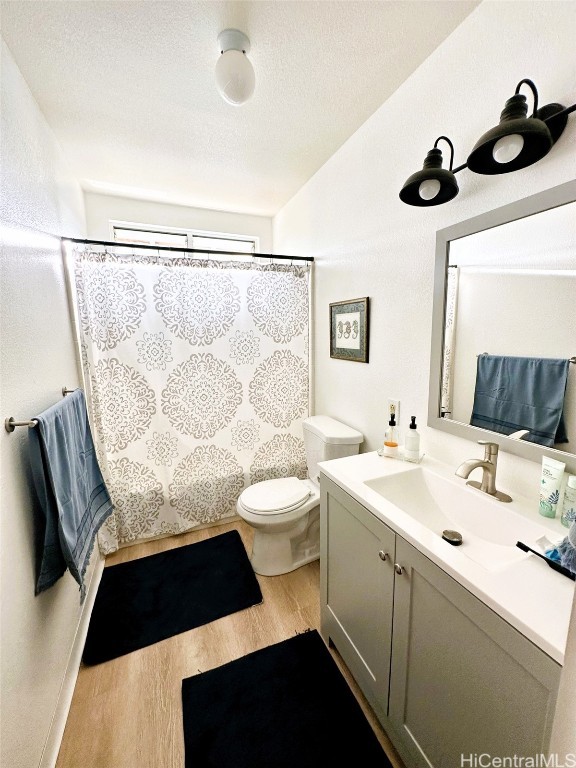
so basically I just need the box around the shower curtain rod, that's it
[63,237,314,262]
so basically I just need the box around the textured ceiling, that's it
[1,0,480,216]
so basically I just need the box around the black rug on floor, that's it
[181,629,392,767]
[82,530,262,665]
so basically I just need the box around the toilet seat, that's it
[240,477,311,516]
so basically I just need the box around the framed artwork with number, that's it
[329,297,369,363]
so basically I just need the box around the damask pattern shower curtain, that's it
[72,248,310,554]
[441,266,459,417]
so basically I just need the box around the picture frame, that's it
[329,297,369,363]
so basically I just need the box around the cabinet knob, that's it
[394,563,404,575]
[378,550,388,561]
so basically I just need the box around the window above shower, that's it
[111,222,259,256]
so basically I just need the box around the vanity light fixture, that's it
[400,78,575,206]
[399,136,460,207]
[215,28,255,106]
[467,79,568,175]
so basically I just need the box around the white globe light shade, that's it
[492,133,524,164]
[419,179,441,200]
[215,49,255,106]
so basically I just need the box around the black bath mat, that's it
[181,629,391,767]
[82,530,262,665]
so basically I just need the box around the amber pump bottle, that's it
[383,412,399,457]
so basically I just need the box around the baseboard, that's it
[39,555,105,768]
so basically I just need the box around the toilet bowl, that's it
[236,416,363,576]
[237,477,320,576]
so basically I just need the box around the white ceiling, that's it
[1,0,480,216]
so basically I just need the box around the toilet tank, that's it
[302,416,363,483]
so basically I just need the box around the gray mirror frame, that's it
[428,179,576,475]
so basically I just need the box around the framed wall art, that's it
[329,297,369,363]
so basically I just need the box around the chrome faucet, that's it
[455,440,512,503]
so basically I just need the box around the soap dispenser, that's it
[383,412,399,458]
[404,416,421,462]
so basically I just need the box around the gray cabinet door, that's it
[320,475,396,721]
[389,537,561,768]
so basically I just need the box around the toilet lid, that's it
[241,477,311,515]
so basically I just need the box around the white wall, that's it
[0,40,94,768]
[84,191,273,252]
[273,0,576,756]
[274,0,576,498]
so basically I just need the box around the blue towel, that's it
[28,389,113,601]
[470,355,570,448]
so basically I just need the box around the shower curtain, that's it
[71,247,310,554]
[441,266,459,417]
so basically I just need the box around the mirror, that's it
[428,180,576,474]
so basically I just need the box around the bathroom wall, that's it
[0,40,94,768]
[84,191,273,251]
[273,0,576,755]
[274,0,576,499]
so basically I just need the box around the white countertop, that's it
[319,451,575,665]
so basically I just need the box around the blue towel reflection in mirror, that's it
[28,389,113,601]
[470,354,571,448]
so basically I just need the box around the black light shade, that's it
[399,146,459,207]
[399,79,574,210]
[467,91,553,175]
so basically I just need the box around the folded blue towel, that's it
[29,389,113,601]
[470,355,570,447]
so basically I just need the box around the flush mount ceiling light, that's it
[215,29,255,106]
[399,136,460,207]
[399,78,575,207]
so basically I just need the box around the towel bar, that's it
[4,387,78,432]
[477,354,575,363]
[4,417,38,432]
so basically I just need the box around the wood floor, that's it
[56,519,405,768]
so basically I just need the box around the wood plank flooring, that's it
[56,519,405,767]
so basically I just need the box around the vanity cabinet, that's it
[320,473,396,723]
[320,474,561,768]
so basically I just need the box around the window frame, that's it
[110,220,259,256]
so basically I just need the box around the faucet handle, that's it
[477,440,498,459]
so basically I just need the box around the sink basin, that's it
[364,466,559,571]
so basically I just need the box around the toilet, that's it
[237,415,363,576]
